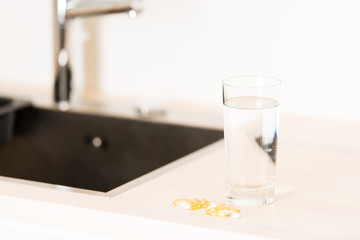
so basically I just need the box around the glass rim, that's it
[222,75,281,89]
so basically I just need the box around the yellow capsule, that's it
[174,198,241,217]
[201,199,211,208]
[174,198,208,210]
[222,209,234,217]
[190,198,208,210]
[205,207,218,216]
[206,208,229,217]
[173,198,189,206]
[205,204,241,218]
[190,202,203,210]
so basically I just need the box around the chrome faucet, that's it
[54,0,141,110]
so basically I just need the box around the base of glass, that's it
[227,184,275,206]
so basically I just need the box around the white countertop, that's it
[0,111,359,239]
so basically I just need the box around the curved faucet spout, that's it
[66,0,141,18]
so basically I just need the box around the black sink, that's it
[0,105,223,192]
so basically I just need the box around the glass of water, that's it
[222,76,281,206]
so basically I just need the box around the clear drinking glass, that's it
[222,76,281,206]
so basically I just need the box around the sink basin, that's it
[0,103,223,193]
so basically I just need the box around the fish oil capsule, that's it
[174,198,212,210]
[206,207,231,217]
[205,207,218,216]
[173,198,189,206]
[173,198,241,218]
[200,199,211,208]
[173,199,192,209]
[189,202,203,210]
[205,204,241,218]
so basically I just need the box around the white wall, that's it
[1,0,360,122]
[0,0,53,88]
